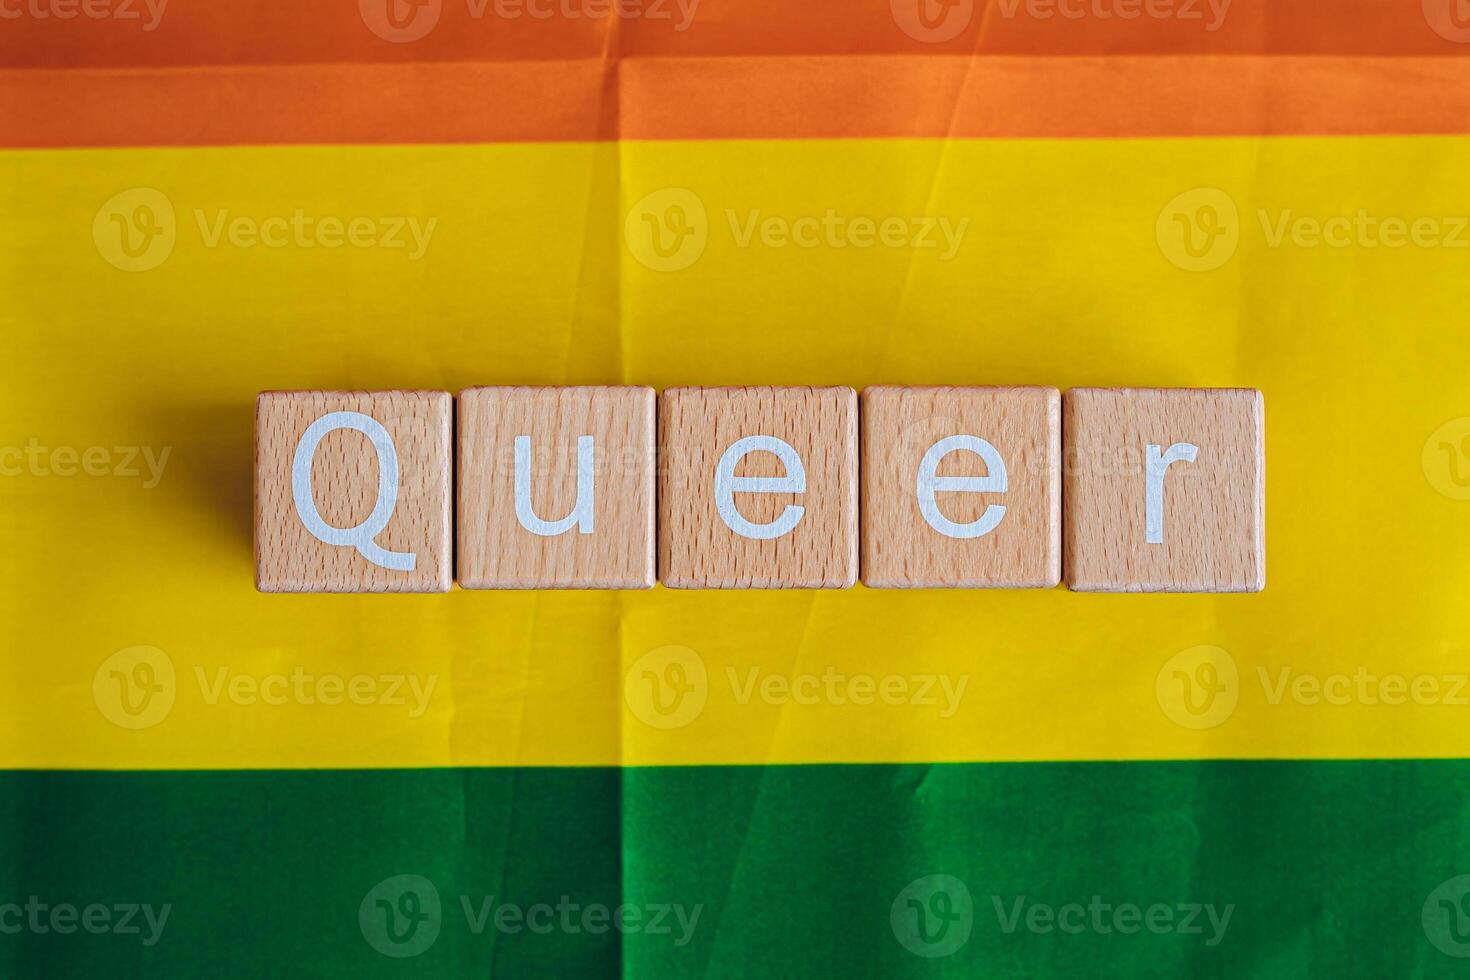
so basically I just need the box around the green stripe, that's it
[1,762,1467,977]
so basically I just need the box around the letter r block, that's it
[659,387,858,589]
[861,386,1061,588]
[1063,388,1265,593]
[457,386,656,589]
[254,390,452,593]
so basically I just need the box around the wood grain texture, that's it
[1063,387,1265,593]
[658,387,857,589]
[457,386,655,589]
[254,390,451,593]
[861,386,1060,589]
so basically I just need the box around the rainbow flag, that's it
[4,1,1470,974]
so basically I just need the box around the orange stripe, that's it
[625,55,1470,140]
[5,56,1470,147]
[0,0,1467,69]
[0,62,617,147]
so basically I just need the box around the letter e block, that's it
[861,386,1060,588]
[457,386,656,589]
[659,387,857,589]
[255,390,452,593]
[1063,388,1264,593]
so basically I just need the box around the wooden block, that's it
[1063,387,1264,593]
[860,386,1060,588]
[255,390,452,593]
[457,386,656,589]
[658,387,857,589]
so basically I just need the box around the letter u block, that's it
[457,386,656,589]
[1063,387,1265,593]
[658,386,858,589]
[254,390,452,593]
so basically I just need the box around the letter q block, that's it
[1063,388,1264,593]
[254,390,452,593]
[457,386,656,589]
[861,386,1061,588]
[659,387,858,589]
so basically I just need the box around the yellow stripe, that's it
[2,138,1468,768]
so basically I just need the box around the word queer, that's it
[253,386,1264,594]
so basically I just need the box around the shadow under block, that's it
[861,386,1061,588]
[658,387,858,589]
[457,386,656,589]
[254,390,452,593]
[1063,387,1265,593]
